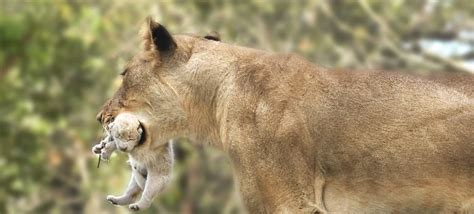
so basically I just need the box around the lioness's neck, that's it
[174,39,267,148]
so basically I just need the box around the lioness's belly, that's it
[324,177,474,213]
[315,108,474,213]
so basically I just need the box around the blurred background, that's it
[1,0,473,213]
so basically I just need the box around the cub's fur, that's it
[96,17,474,213]
[106,141,173,211]
[92,113,174,211]
[92,113,143,159]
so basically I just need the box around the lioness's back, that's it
[249,53,474,212]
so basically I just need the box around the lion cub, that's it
[93,113,174,212]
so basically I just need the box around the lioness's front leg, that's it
[107,173,141,205]
[129,171,170,211]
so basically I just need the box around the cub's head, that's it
[96,17,220,147]
[109,113,143,152]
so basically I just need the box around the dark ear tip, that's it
[204,31,221,41]
[148,19,177,52]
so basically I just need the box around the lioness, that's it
[96,17,474,213]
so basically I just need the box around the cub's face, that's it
[109,113,143,152]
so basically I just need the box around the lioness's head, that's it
[96,17,208,147]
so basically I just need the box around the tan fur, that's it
[96,18,474,213]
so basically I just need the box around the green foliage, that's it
[0,0,472,213]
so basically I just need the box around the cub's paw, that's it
[107,195,135,205]
[129,203,140,212]
[106,195,119,205]
[129,201,151,212]
[100,151,112,160]
[92,144,103,154]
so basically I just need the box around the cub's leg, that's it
[92,135,116,160]
[92,138,108,154]
[132,165,147,190]
[128,172,170,211]
[106,173,141,205]
[100,138,116,160]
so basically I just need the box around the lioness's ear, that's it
[143,16,177,52]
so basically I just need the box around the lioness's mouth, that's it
[138,121,147,146]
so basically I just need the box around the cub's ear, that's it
[204,31,221,41]
[142,16,177,52]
